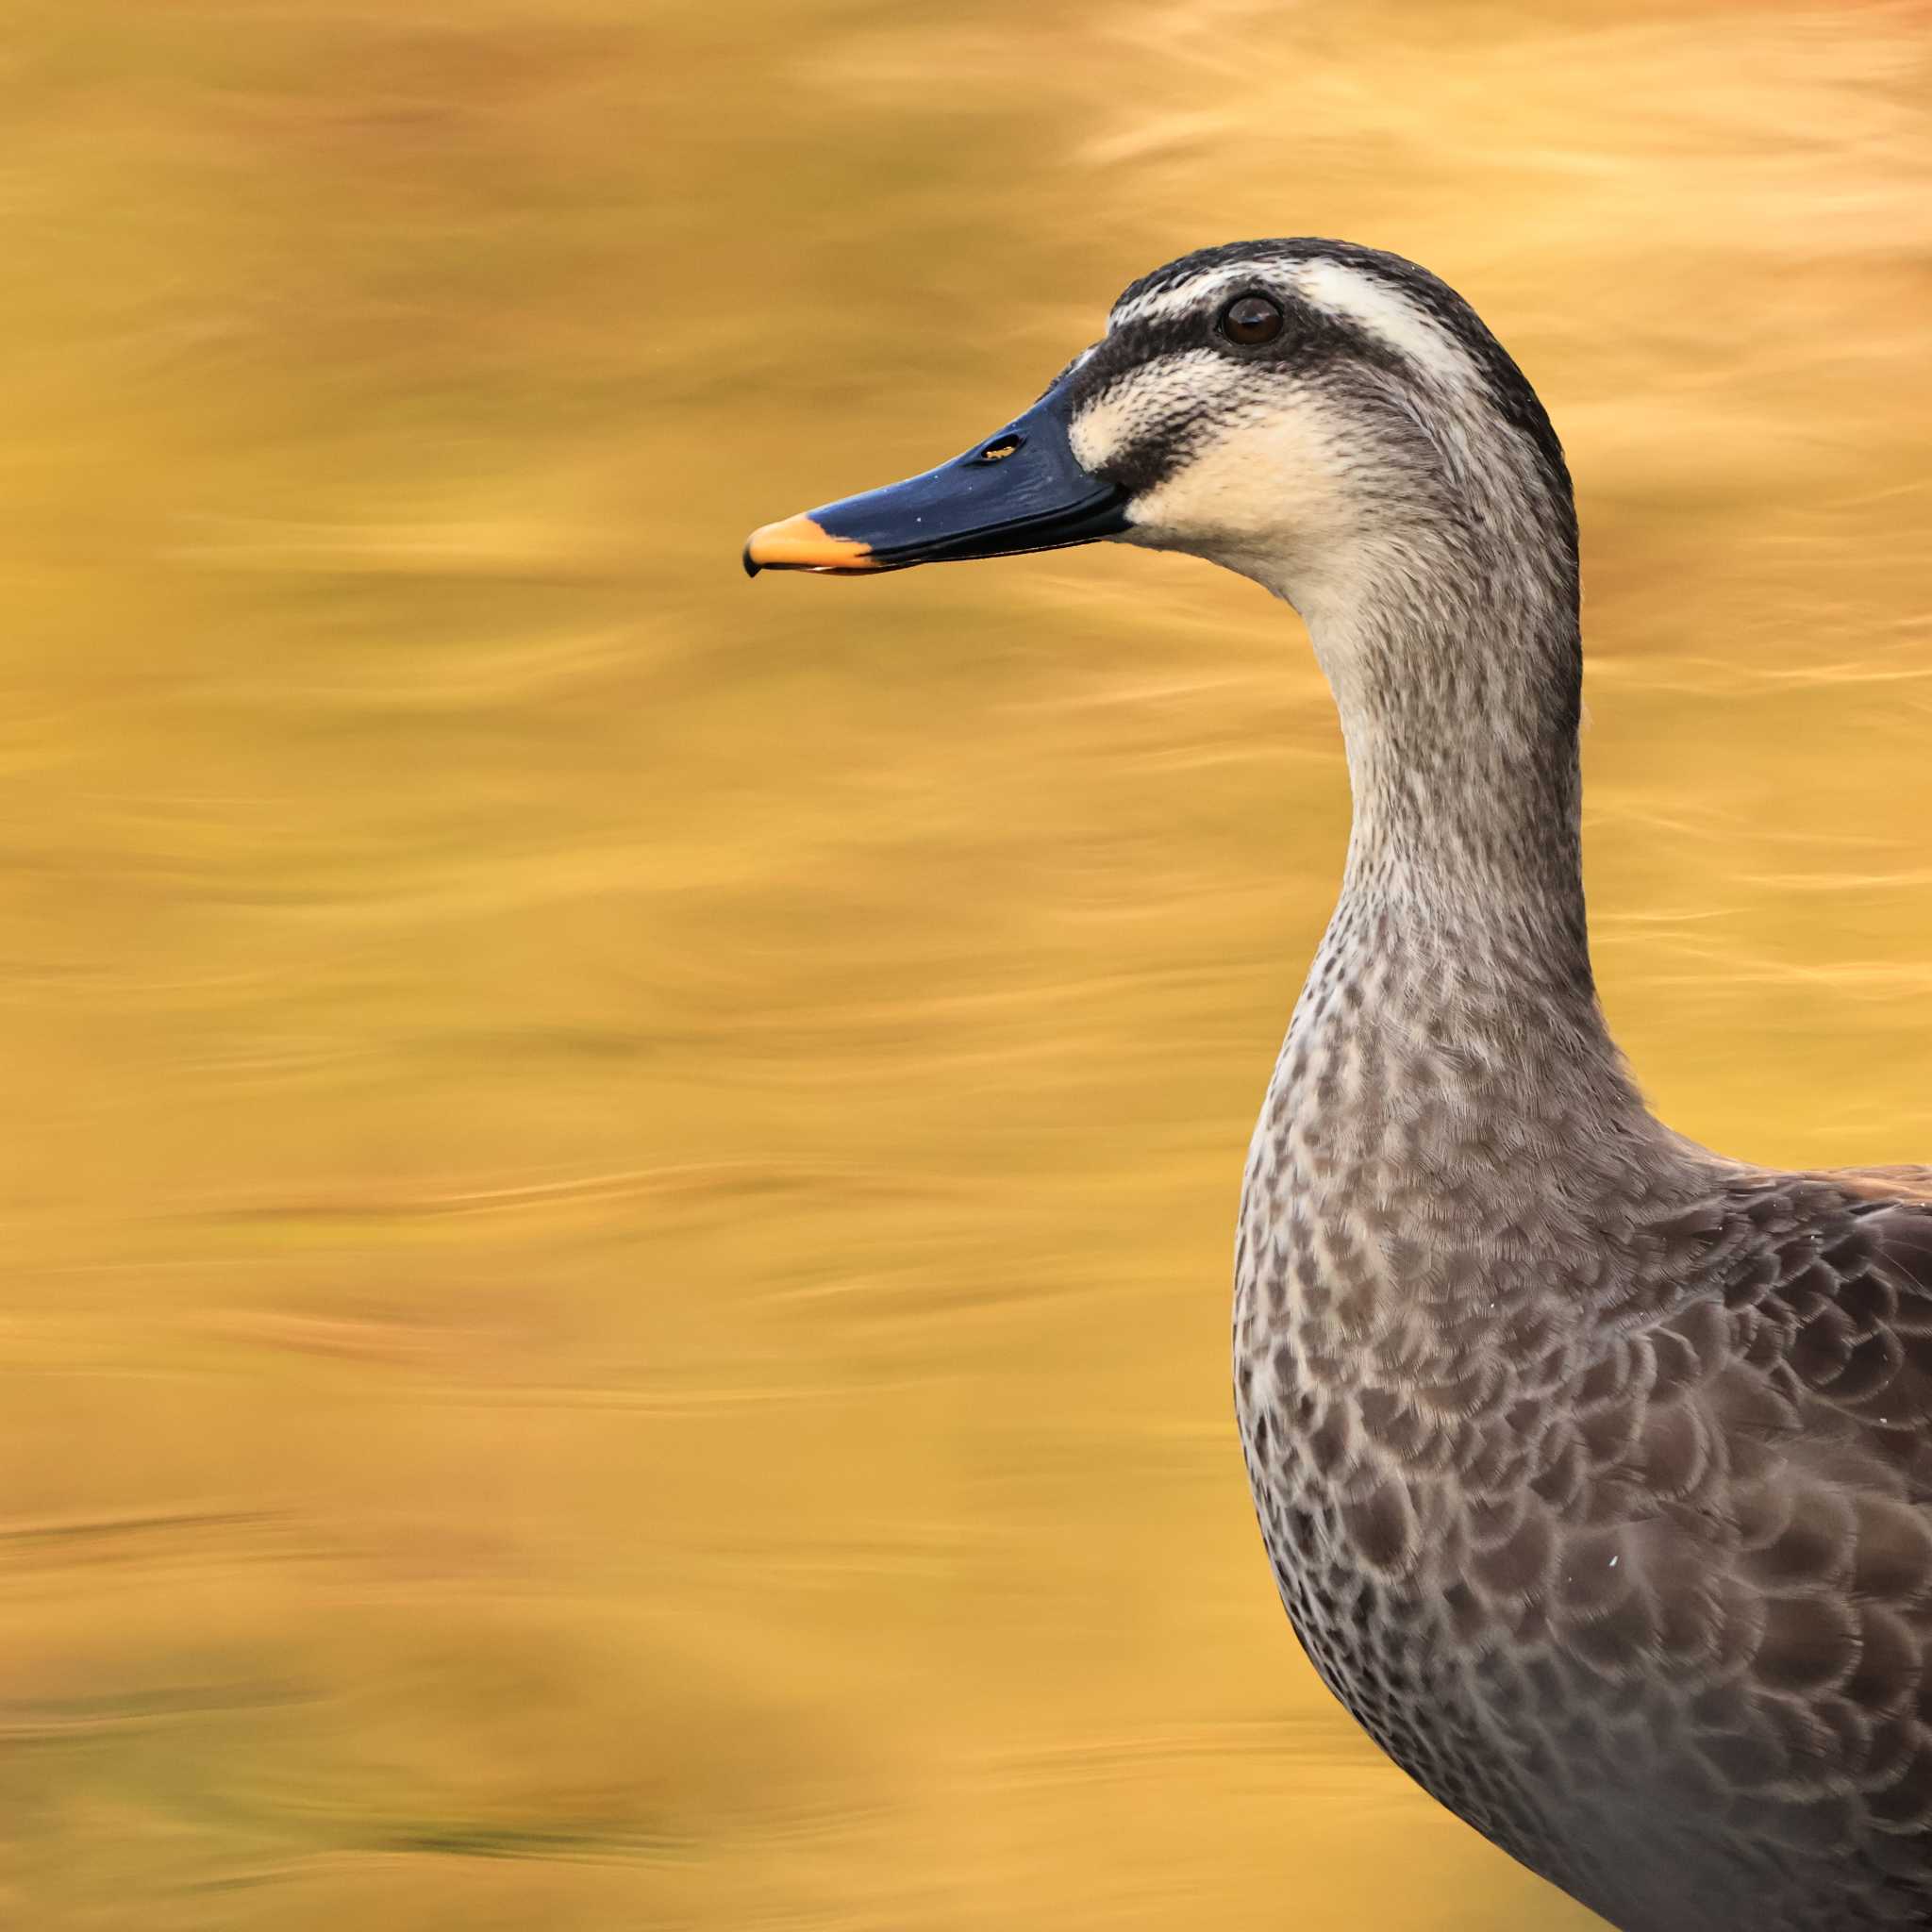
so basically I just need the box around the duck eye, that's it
[1221,294,1284,347]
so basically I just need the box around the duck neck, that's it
[1330,571,1587,981]
[1291,526,1636,1114]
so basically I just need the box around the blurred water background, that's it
[2,1,1929,1925]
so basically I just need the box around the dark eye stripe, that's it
[1064,298,1424,499]
[1070,297,1403,408]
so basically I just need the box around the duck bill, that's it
[742,389,1128,577]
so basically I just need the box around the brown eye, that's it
[1221,294,1284,346]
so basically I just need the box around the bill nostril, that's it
[977,435,1024,463]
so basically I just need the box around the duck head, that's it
[742,239,1575,632]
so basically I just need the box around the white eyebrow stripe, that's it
[1109,263,1257,328]
[1108,258,1474,389]
[1291,259,1473,386]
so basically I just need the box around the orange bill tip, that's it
[741,513,878,577]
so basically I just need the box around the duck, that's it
[742,238,1932,1932]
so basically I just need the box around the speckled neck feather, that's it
[1323,519,1590,987]
[1277,394,1659,1288]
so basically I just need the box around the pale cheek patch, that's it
[1126,394,1352,548]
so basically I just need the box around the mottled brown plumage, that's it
[746,239,1932,1929]
[1238,952,1932,1929]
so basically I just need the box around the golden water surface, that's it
[3,2,1929,1925]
